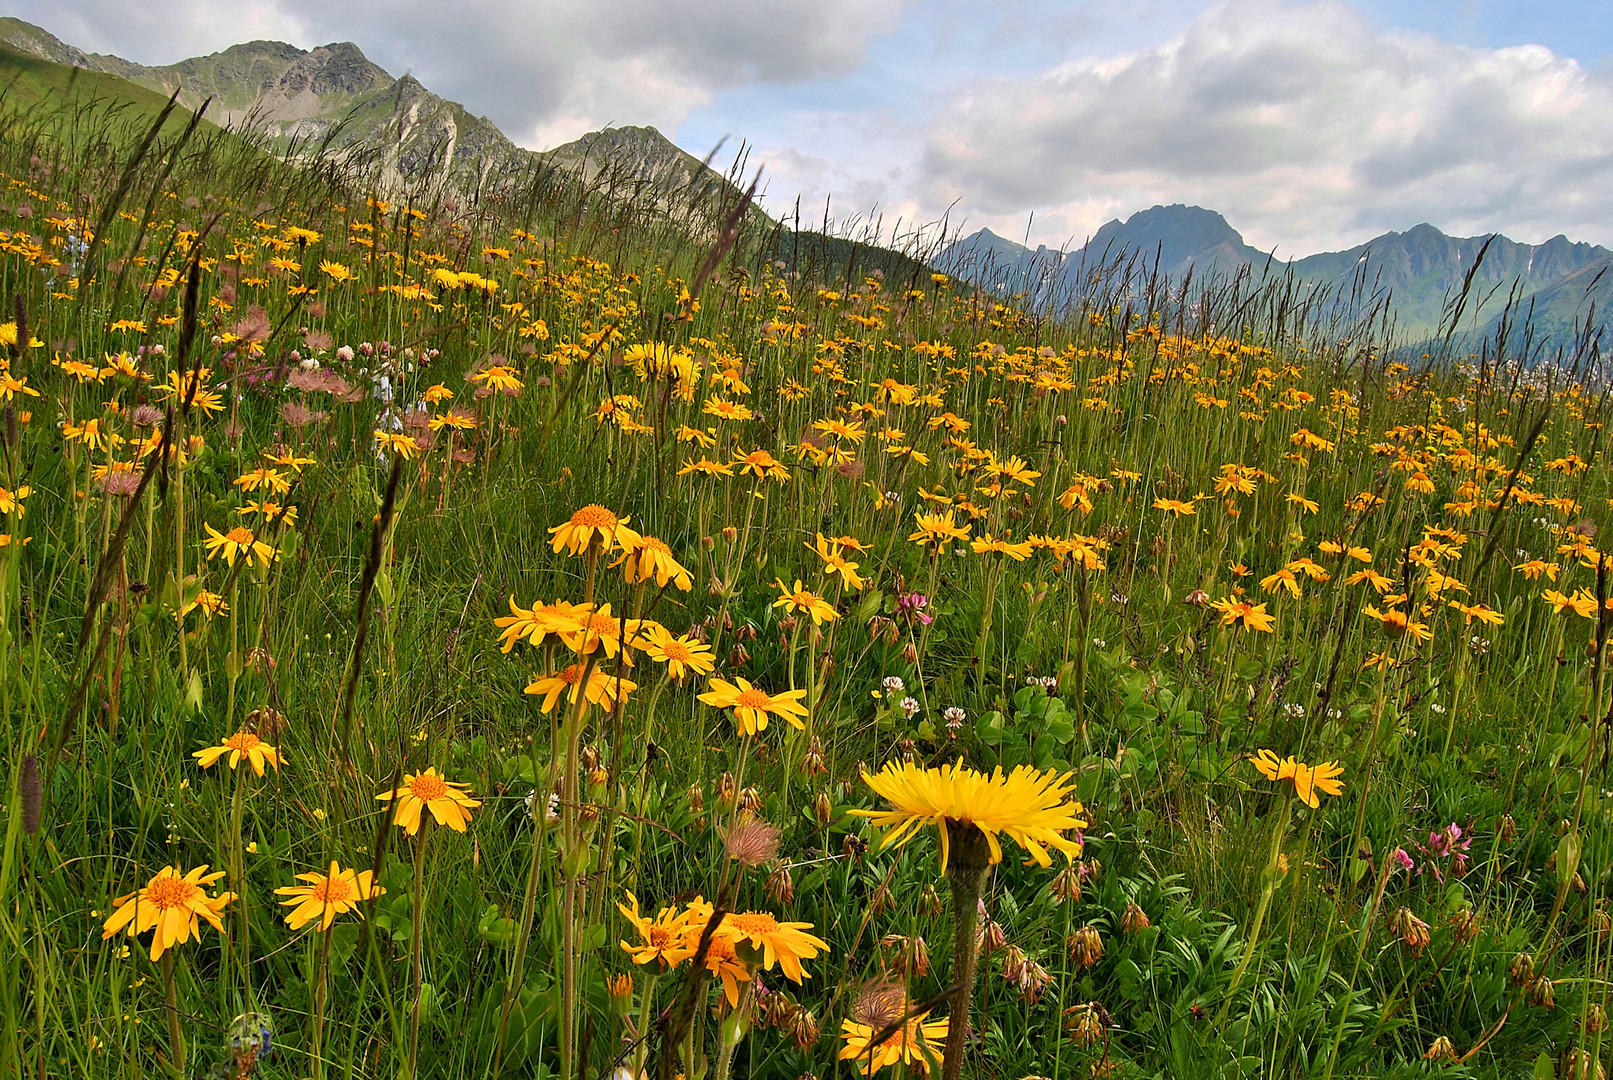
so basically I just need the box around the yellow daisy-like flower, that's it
[376,768,481,835]
[839,1014,949,1076]
[611,534,693,591]
[524,664,637,713]
[617,891,702,969]
[851,762,1087,871]
[203,523,278,569]
[719,911,829,984]
[772,578,839,624]
[193,731,282,776]
[493,597,590,652]
[907,510,971,549]
[1251,749,1344,809]
[275,861,383,931]
[548,504,637,555]
[698,677,809,736]
[642,624,716,681]
[101,865,236,961]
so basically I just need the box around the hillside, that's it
[0,17,747,211]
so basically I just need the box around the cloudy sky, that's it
[12,0,1613,255]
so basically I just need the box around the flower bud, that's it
[1446,906,1481,945]
[1066,925,1103,969]
[1120,900,1150,935]
[1586,1003,1609,1035]
[1048,864,1082,905]
[1422,1036,1457,1062]
[813,791,832,828]
[920,884,943,917]
[1528,976,1556,1010]
[1062,1001,1108,1046]
[608,973,634,1013]
[687,783,705,815]
[1389,906,1430,954]
[722,526,738,543]
[766,862,795,905]
[804,737,827,776]
[1508,951,1536,987]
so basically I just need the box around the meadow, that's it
[0,86,1611,1080]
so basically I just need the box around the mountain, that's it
[1289,225,1612,337]
[944,204,1613,342]
[0,17,747,214]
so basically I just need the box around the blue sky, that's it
[13,0,1613,254]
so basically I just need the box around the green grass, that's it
[0,71,1610,1080]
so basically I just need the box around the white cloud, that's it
[10,0,908,147]
[919,0,1613,253]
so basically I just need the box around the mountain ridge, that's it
[944,205,1612,340]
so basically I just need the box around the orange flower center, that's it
[146,875,199,910]
[641,536,671,555]
[647,925,675,949]
[311,877,354,904]
[409,773,448,801]
[661,641,693,662]
[571,505,618,528]
[586,613,618,634]
[725,912,779,935]
[224,732,261,751]
[226,526,255,544]
[734,689,772,710]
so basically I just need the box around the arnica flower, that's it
[101,865,236,961]
[525,664,637,712]
[275,861,384,931]
[1251,749,1344,808]
[839,987,948,1077]
[376,768,480,835]
[548,504,637,555]
[773,579,839,624]
[611,534,693,591]
[203,523,278,569]
[493,597,590,652]
[852,762,1087,871]
[1364,604,1434,641]
[699,677,809,736]
[720,911,829,984]
[193,731,282,776]
[908,510,971,549]
[642,624,715,681]
[618,891,702,969]
[1209,597,1276,633]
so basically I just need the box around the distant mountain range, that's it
[0,16,746,219]
[4,16,1607,350]
[944,206,1613,344]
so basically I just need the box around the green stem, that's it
[941,826,992,1080]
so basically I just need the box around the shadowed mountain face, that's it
[0,16,737,209]
[944,205,1611,342]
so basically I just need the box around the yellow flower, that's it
[1209,597,1275,633]
[275,861,383,931]
[193,731,282,776]
[373,431,422,459]
[907,511,971,549]
[318,260,352,283]
[852,762,1087,871]
[732,449,789,481]
[611,534,693,591]
[524,664,637,713]
[839,1014,948,1076]
[101,865,235,961]
[376,768,480,835]
[618,891,701,969]
[548,505,637,555]
[642,624,716,681]
[719,911,829,984]
[1543,589,1598,619]
[494,597,589,652]
[1251,749,1344,808]
[970,533,1034,560]
[773,578,838,624]
[1153,497,1197,516]
[698,677,808,736]
[203,523,278,569]
[807,533,867,591]
[1363,605,1433,641]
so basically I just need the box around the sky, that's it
[9,0,1613,256]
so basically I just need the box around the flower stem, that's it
[407,823,429,1078]
[942,826,992,1080]
[160,951,184,1079]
